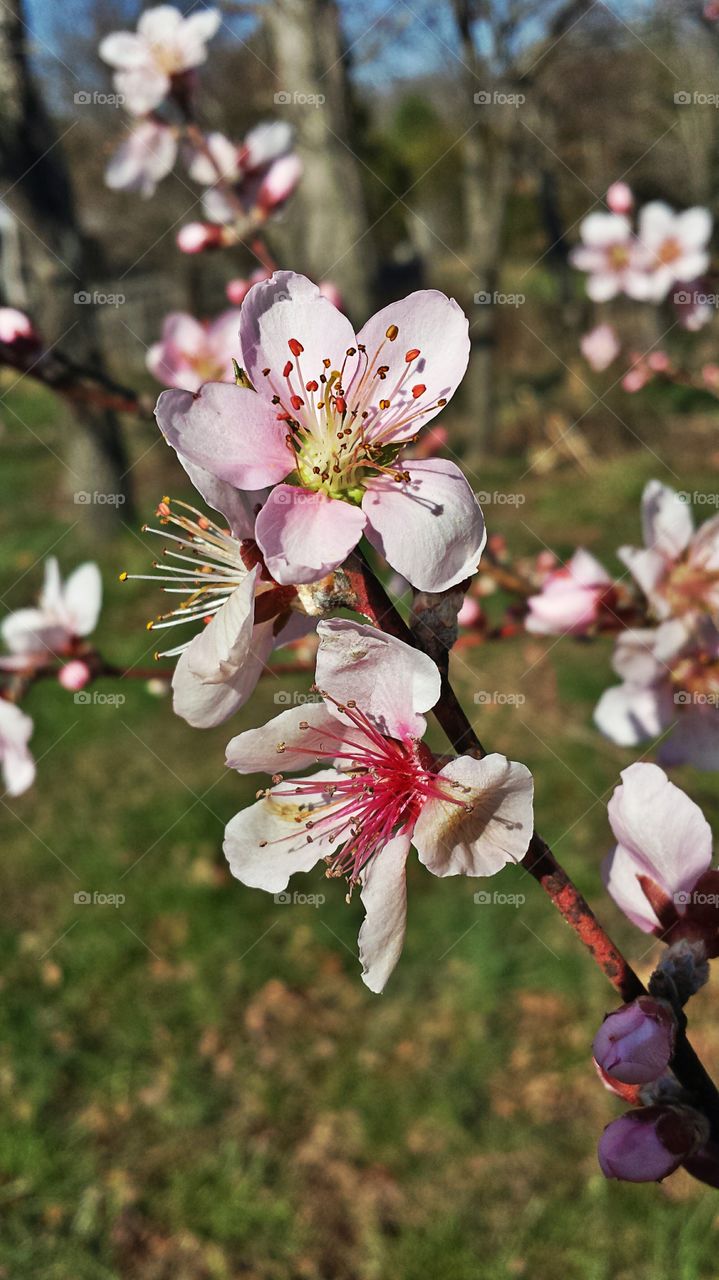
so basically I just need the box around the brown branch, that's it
[344,551,719,1138]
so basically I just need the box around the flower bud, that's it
[58,660,91,692]
[593,996,676,1084]
[598,1105,709,1182]
[257,153,302,212]
[176,222,224,254]
[606,181,634,214]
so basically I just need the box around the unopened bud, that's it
[606,181,634,215]
[592,996,676,1085]
[598,1104,709,1183]
[58,660,91,692]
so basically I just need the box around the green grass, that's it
[1,381,719,1278]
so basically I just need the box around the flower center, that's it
[259,325,447,503]
[260,695,469,888]
[608,244,630,271]
[670,648,719,707]
[662,558,719,617]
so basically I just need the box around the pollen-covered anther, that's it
[405,348,421,362]
[306,380,318,392]
[288,338,304,356]
[276,741,286,753]
[386,324,399,341]
[379,398,390,410]
[412,384,426,399]
[290,395,304,411]
[282,360,293,377]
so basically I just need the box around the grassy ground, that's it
[1,381,719,1279]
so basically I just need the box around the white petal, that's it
[640,480,693,558]
[226,699,347,773]
[358,834,411,993]
[413,754,534,878]
[224,768,341,893]
[315,618,440,739]
[62,562,102,637]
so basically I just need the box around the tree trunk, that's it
[265,0,375,322]
[0,0,135,533]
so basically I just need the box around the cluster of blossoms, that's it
[592,764,719,1185]
[99,6,301,239]
[571,184,712,310]
[0,558,102,795]
[525,480,719,768]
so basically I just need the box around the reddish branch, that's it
[345,552,719,1136]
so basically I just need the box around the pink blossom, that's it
[525,549,613,635]
[621,361,651,393]
[105,120,177,197]
[318,280,343,309]
[0,699,35,797]
[598,1105,708,1182]
[702,363,719,391]
[175,222,224,253]
[593,997,675,1084]
[0,307,37,346]
[123,491,310,729]
[618,480,719,621]
[570,213,648,301]
[99,5,220,116]
[58,660,92,692]
[147,310,243,391]
[0,558,102,671]
[196,122,301,226]
[580,323,620,372]
[606,182,634,215]
[635,202,712,302]
[223,619,534,991]
[155,271,485,592]
[594,618,719,770]
[647,350,670,373]
[602,762,716,936]
[226,269,272,305]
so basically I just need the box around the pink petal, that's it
[358,834,411,993]
[224,767,341,893]
[238,271,356,398]
[363,459,486,592]
[640,480,693,559]
[177,456,265,540]
[602,842,664,933]
[353,290,469,444]
[413,754,534,878]
[315,618,441,739]
[98,31,148,68]
[62,563,102,636]
[607,762,712,901]
[593,683,671,746]
[114,66,169,116]
[254,485,366,585]
[155,383,291,489]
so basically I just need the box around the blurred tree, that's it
[264,0,376,320]
[0,0,135,530]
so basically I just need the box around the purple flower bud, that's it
[592,997,676,1084]
[598,1105,709,1182]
